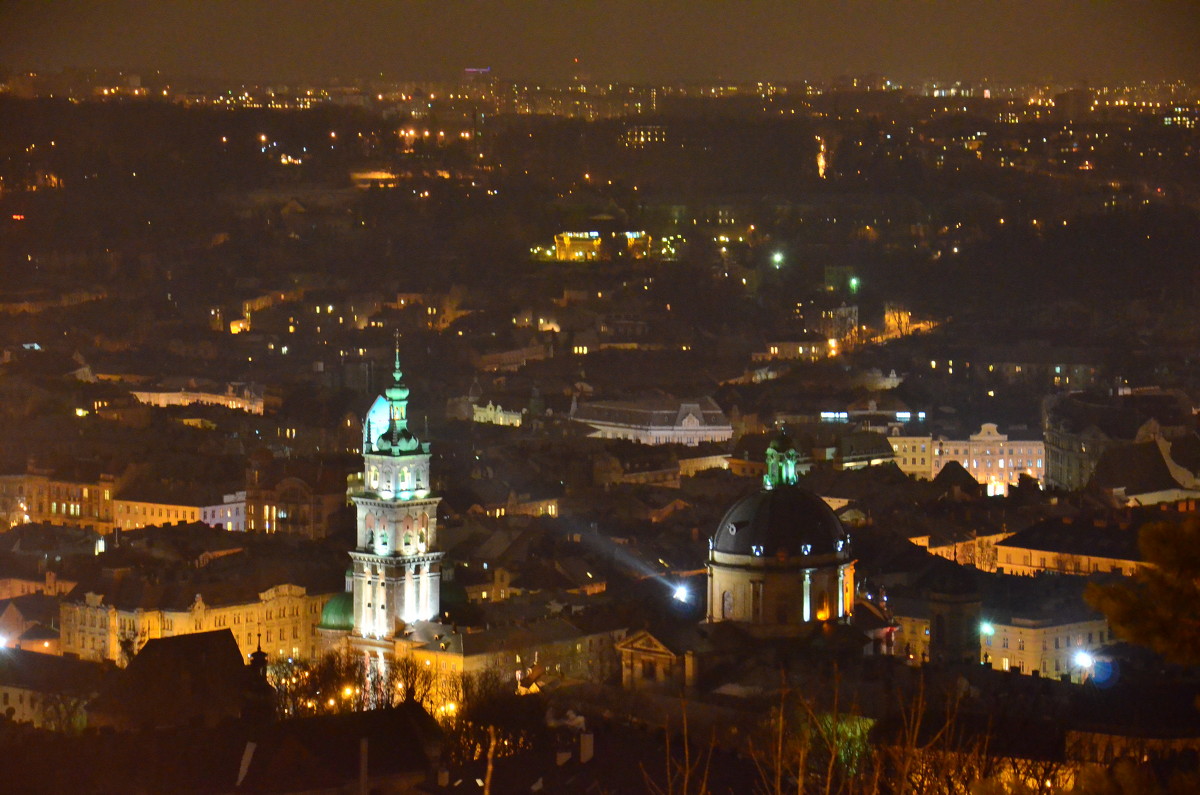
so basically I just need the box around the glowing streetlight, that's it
[673,585,689,603]
[979,622,995,636]
[772,251,785,268]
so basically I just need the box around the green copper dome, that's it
[317,592,354,631]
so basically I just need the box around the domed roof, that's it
[712,485,847,558]
[768,431,795,452]
[317,592,354,631]
[375,422,420,454]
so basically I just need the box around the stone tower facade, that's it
[349,348,442,640]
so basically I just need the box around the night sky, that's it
[3,0,1198,84]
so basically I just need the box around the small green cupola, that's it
[764,431,801,490]
[373,341,421,455]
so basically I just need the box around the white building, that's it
[571,396,733,446]
[201,491,246,532]
[130,385,264,414]
[933,423,1045,496]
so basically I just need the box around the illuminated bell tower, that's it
[349,345,442,640]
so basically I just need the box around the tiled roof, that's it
[573,396,730,429]
[1089,440,1180,495]
[997,517,1141,561]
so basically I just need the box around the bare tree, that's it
[642,701,715,795]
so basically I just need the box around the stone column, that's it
[403,565,416,623]
[803,570,812,622]
[837,566,845,618]
[415,564,427,620]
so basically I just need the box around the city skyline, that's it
[3,0,1199,85]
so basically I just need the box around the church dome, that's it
[317,592,354,631]
[768,431,795,452]
[712,485,847,558]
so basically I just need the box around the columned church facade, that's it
[618,433,858,689]
[707,433,855,635]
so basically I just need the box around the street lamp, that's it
[771,252,785,268]
[1073,650,1094,682]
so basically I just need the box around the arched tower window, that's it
[721,591,734,619]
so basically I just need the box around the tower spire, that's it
[393,330,403,384]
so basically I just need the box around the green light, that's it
[771,252,784,268]
[849,276,860,293]
[980,622,994,636]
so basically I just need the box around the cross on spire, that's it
[393,330,403,383]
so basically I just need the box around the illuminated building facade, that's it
[995,516,1145,577]
[130,386,264,414]
[933,423,1045,496]
[0,467,122,534]
[571,396,733,446]
[888,434,934,479]
[707,434,854,632]
[890,588,1111,682]
[348,350,443,645]
[552,230,652,261]
[245,458,346,540]
[61,583,334,664]
[620,124,667,148]
[554,231,603,261]
[112,490,245,532]
[622,230,652,258]
[618,434,856,689]
[752,336,831,362]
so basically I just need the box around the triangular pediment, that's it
[615,629,677,657]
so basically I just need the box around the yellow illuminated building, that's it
[554,231,603,261]
[61,584,335,664]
